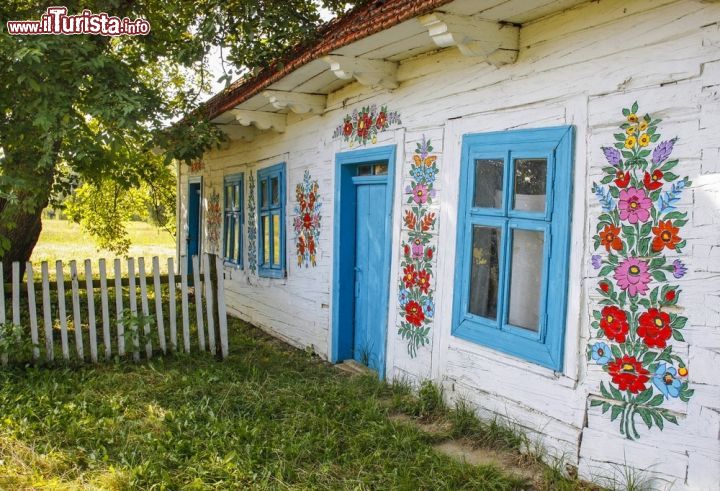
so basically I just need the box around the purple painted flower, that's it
[591,255,602,269]
[618,187,652,224]
[412,184,430,204]
[672,259,687,279]
[652,139,676,164]
[614,258,651,297]
[411,238,424,258]
[602,146,622,166]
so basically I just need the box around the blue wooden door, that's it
[187,182,201,277]
[353,178,388,371]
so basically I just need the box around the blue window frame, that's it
[452,126,574,370]
[257,162,286,278]
[223,173,244,266]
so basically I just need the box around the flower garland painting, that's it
[332,105,401,146]
[293,170,321,267]
[397,137,438,357]
[247,173,257,274]
[206,192,222,254]
[589,102,693,440]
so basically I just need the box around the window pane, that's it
[271,177,279,205]
[234,183,241,209]
[263,215,270,263]
[225,216,234,260]
[225,185,233,208]
[374,164,388,175]
[508,229,544,331]
[272,214,281,265]
[235,217,242,263]
[261,180,268,208]
[513,158,547,212]
[473,159,504,208]
[468,226,501,320]
[357,165,372,176]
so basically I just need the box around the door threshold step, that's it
[335,360,375,376]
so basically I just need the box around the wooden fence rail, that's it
[0,254,228,366]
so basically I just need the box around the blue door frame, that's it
[332,145,396,379]
[187,179,202,277]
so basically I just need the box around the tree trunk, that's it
[0,162,55,276]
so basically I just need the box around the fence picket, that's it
[41,262,54,362]
[215,255,229,359]
[26,262,40,361]
[85,260,98,363]
[99,259,111,360]
[192,255,206,352]
[127,258,140,362]
[152,257,166,354]
[203,254,216,355]
[114,259,125,357]
[138,258,152,359]
[0,263,5,366]
[167,258,177,352]
[180,258,190,353]
[56,261,69,360]
[69,261,84,361]
[12,262,20,328]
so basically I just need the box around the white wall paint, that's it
[180,1,720,488]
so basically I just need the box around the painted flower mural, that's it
[332,105,401,146]
[293,170,322,267]
[206,192,222,254]
[398,136,439,357]
[589,102,693,439]
[247,173,257,274]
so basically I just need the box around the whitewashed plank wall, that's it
[182,0,720,488]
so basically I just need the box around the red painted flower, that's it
[665,290,676,302]
[421,212,436,232]
[403,244,411,257]
[599,306,629,343]
[404,210,416,230]
[651,220,681,252]
[357,113,373,138]
[376,111,387,129]
[643,169,664,191]
[308,192,316,210]
[599,224,622,252]
[403,265,418,288]
[599,281,610,293]
[405,300,425,327]
[303,213,313,230]
[614,170,630,188]
[608,356,650,394]
[426,247,433,260]
[417,270,431,294]
[638,308,672,348]
[308,236,316,255]
[343,120,353,136]
[297,236,306,255]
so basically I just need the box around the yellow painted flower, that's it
[678,367,688,377]
[638,133,650,147]
[639,121,648,131]
[626,126,636,135]
[627,113,638,123]
[624,136,637,149]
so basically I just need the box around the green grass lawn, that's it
[30,219,175,277]
[0,320,530,490]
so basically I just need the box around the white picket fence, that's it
[0,254,228,366]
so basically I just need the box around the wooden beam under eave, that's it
[322,55,399,89]
[419,13,519,66]
[262,90,327,114]
[215,123,257,143]
[230,109,287,133]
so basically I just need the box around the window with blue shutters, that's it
[257,162,286,278]
[223,173,244,267]
[452,126,574,370]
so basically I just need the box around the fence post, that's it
[203,253,216,356]
[180,257,191,353]
[214,255,228,359]
[127,258,140,362]
[137,258,152,359]
[192,255,206,352]
[152,257,166,354]
[167,257,177,352]
[56,261,70,360]
[114,259,125,357]
[69,260,84,361]
[85,260,98,363]
[99,259,111,360]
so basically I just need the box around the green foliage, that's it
[0,323,33,364]
[0,0,360,258]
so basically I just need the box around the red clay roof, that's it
[202,0,454,121]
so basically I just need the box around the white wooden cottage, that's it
[178,0,720,488]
